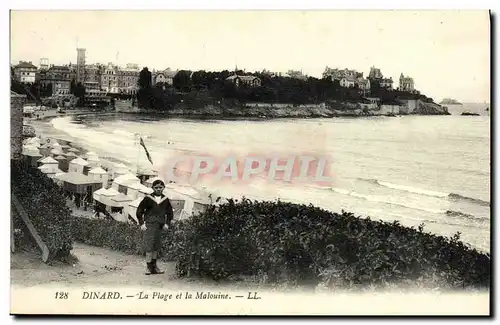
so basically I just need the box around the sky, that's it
[10,10,490,103]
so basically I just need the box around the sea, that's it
[32,103,491,252]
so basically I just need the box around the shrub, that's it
[69,216,183,260]
[174,199,490,290]
[11,160,73,260]
[68,197,490,290]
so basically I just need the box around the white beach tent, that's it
[92,187,108,201]
[68,157,89,174]
[112,163,129,179]
[89,166,109,188]
[50,148,64,156]
[126,198,143,224]
[38,156,59,168]
[112,173,140,191]
[95,188,122,207]
[137,183,154,199]
[26,137,41,147]
[53,172,66,186]
[121,180,143,200]
[47,168,64,178]
[67,147,80,153]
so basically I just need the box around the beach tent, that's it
[22,151,43,167]
[111,163,129,179]
[53,172,66,186]
[112,173,140,191]
[126,198,143,224]
[38,156,59,169]
[121,180,143,200]
[88,167,109,188]
[137,168,158,183]
[111,193,133,208]
[54,155,69,172]
[26,137,41,147]
[38,144,52,157]
[92,187,108,201]
[65,152,77,158]
[164,184,212,218]
[50,148,64,156]
[53,172,103,195]
[61,144,71,150]
[95,188,122,207]
[47,168,64,179]
[67,147,80,153]
[68,157,89,174]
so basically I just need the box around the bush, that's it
[68,197,490,290]
[69,216,183,260]
[11,160,73,260]
[173,199,490,290]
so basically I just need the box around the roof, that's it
[70,157,89,166]
[114,173,139,183]
[54,172,100,185]
[112,193,133,202]
[15,61,37,69]
[101,188,120,196]
[38,156,58,164]
[93,188,108,195]
[89,167,107,174]
[54,155,66,159]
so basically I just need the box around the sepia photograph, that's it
[8,8,491,316]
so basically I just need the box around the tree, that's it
[138,67,152,89]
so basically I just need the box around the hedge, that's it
[70,197,490,290]
[11,160,73,260]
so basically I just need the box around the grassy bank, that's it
[70,198,490,291]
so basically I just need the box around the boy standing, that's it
[136,180,173,275]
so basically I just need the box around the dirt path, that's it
[10,243,258,292]
[12,243,184,288]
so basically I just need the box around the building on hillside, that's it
[13,61,37,84]
[368,66,384,80]
[118,64,140,95]
[226,75,262,87]
[152,68,178,86]
[323,67,361,82]
[76,48,86,83]
[379,77,394,89]
[40,65,71,95]
[399,73,415,92]
[340,76,356,88]
[39,58,49,71]
[84,63,102,91]
[100,62,120,93]
[286,70,308,80]
[357,78,371,95]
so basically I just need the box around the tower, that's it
[76,48,86,83]
[39,58,49,70]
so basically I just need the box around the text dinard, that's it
[82,291,261,300]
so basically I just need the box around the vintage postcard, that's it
[9,9,491,316]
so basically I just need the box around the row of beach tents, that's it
[21,136,213,224]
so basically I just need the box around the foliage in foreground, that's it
[172,199,490,290]
[70,197,490,290]
[11,160,73,260]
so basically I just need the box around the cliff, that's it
[114,99,450,118]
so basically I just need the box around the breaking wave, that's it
[359,178,490,207]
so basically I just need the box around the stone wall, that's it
[11,92,26,160]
